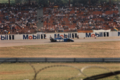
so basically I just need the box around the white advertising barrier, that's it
[110,31,120,37]
[22,34,46,40]
[14,34,23,40]
[0,35,14,40]
[78,33,86,38]
[86,30,111,37]
[1,31,120,41]
[118,32,120,36]
[45,32,83,39]
[0,33,46,40]
[0,33,46,41]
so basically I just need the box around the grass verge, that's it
[0,63,120,80]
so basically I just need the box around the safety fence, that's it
[0,58,120,63]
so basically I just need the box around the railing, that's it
[0,58,120,63]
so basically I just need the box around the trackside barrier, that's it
[46,31,120,39]
[18,58,45,62]
[0,58,17,63]
[54,33,78,38]
[0,58,120,63]
[0,35,14,40]
[23,34,46,40]
[104,58,120,62]
[46,58,74,62]
[75,58,104,62]
[85,32,109,37]
[0,31,120,40]
[0,34,46,40]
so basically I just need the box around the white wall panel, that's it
[1,31,120,41]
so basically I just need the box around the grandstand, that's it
[0,0,120,34]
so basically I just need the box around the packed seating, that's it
[0,2,120,34]
[0,2,39,34]
[41,2,120,32]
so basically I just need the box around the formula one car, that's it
[50,36,74,42]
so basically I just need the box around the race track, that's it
[0,37,120,47]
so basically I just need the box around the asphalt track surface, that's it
[0,37,120,47]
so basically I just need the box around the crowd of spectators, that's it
[0,2,120,34]
[0,2,39,34]
[41,2,120,32]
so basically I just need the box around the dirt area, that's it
[0,40,120,58]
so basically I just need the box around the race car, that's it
[50,36,74,42]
